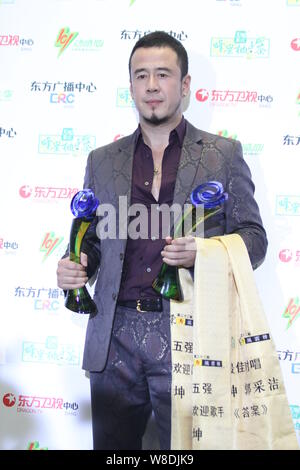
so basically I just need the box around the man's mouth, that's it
[146,100,162,106]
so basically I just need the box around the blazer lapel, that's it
[172,122,205,209]
[107,133,136,248]
[110,136,135,210]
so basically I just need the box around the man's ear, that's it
[182,74,191,97]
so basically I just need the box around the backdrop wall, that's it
[0,0,299,450]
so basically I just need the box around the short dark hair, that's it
[129,31,189,80]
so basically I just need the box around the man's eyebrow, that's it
[133,68,147,75]
[156,67,172,73]
[133,67,173,75]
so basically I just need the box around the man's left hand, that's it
[161,236,197,268]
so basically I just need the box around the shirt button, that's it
[112,293,117,300]
[146,267,151,273]
[151,236,156,241]
[144,181,150,186]
[120,253,124,260]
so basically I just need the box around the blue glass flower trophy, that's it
[152,181,228,301]
[65,189,99,314]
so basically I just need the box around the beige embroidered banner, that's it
[170,234,299,450]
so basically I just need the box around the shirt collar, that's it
[134,116,187,149]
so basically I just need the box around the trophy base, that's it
[65,287,97,314]
[152,264,184,301]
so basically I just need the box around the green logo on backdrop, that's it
[55,27,79,57]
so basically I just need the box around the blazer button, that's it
[112,293,117,301]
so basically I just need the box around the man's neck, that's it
[140,114,183,151]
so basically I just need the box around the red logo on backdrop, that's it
[19,185,79,200]
[194,88,271,105]
[113,134,125,141]
[3,393,16,407]
[19,185,33,198]
[279,249,300,265]
[279,249,293,263]
[195,88,209,102]
[291,38,300,51]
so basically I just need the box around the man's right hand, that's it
[57,253,88,290]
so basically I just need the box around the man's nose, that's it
[147,74,159,92]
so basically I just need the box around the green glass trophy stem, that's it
[69,218,90,263]
[152,261,183,301]
[152,205,222,301]
[173,206,221,239]
[65,217,97,314]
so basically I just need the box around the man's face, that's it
[130,46,190,127]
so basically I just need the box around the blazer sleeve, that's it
[80,150,101,279]
[225,139,268,270]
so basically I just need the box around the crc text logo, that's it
[30,80,96,105]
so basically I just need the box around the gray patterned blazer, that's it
[79,120,267,372]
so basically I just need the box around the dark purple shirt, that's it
[118,117,186,301]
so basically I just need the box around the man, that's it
[57,31,267,450]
